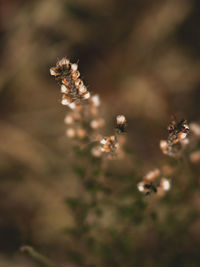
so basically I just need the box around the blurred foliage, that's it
[0,0,200,266]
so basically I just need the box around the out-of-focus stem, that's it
[20,246,57,267]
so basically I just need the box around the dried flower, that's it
[116,115,127,133]
[138,169,171,196]
[100,135,118,154]
[160,116,190,157]
[137,181,157,195]
[51,57,126,160]
[50,57,91,105]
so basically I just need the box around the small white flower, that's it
[50,68,56,76]
[91,95,100,107]
[78,85,87,94]
[71,63,78,72]
[161,178,170,191]
[137,182,145,192]
[116,115,126,125]
[61,97,70,105]
[160,140,168,150]
[61,85,68,93]
[83,91,90,99]
[100,138,107,145]
[59,57,70,66]
[68,103,76,109]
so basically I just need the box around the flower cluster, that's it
[137,168,170,196]
[99,115,127,158]
[64,94,104,140]
[50,57,105,142]
[100,135,118,153]
[50,57,91,106]
[160,116,190,157]
[50,57,126,159]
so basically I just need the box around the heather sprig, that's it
[160,116,190,157]
[50,57,127,159]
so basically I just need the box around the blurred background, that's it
[0,0,200,266]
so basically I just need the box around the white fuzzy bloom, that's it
[50,68,56,76]
[78,85,87,94]
[68,102,76,109]
[116,115,126,124]
[83,91,90,99]
[59,57,70,66]
[137,182,145,192]
[71,63,78,72]
[91,95,100,107]
[100,138,107,145]
[61,98,70,105]
[161,178,170,191]
[160,140,168,150]
[61,85,68,93]
[183,123,189,131]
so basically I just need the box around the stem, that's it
[20,246,58,267]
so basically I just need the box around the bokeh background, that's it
[0,0,200,266]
